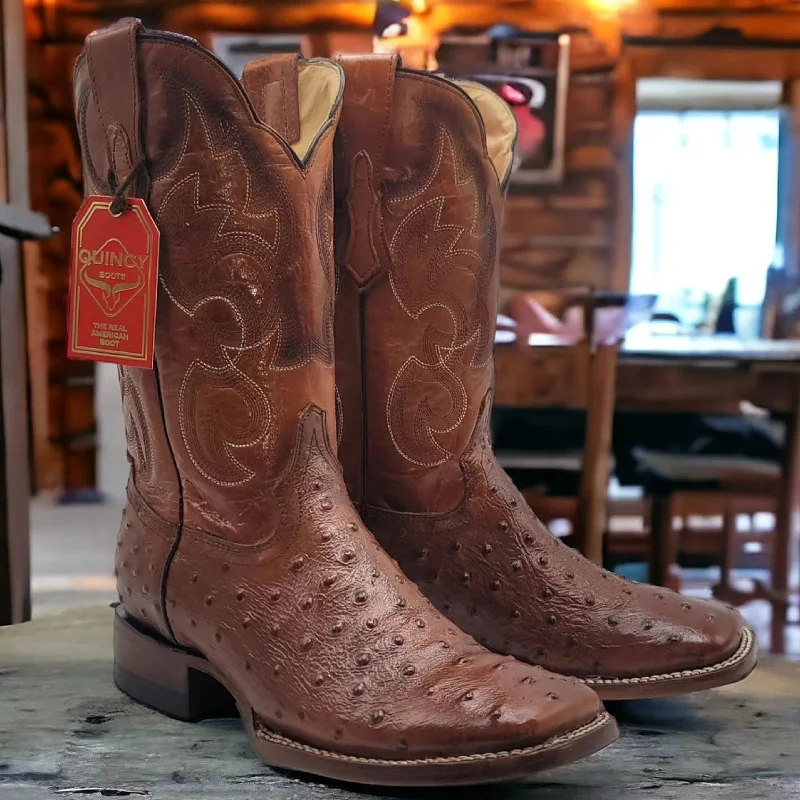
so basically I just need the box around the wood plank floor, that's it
[1,607,799,800]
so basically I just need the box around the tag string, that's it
[108,162,145,216]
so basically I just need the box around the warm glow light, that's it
[374,15,437,52]
[588,0,633,9]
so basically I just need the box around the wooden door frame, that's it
[619,40,800,280]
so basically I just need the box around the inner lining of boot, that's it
[453,80,517,186]
[295,60,342,160]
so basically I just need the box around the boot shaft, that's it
[75,22,343,541]
[334,57,516,512]
[73,35,624,772]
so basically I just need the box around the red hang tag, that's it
[67,195,160,368]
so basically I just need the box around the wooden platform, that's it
[2,608,799,800]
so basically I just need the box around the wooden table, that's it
[2,607,799,800]
[493,330,800,651]
[494,335,619,564]
[618,334,800,414]
[617,333,800,653]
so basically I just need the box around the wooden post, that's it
[610,53,636,293]
[577,342,618,563]
[0,0,32,624]
[649,494,677,589]
[770,380,800,654]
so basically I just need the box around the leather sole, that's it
[113,608,619,786]
[583,628,757,701]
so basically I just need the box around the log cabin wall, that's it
[26,9,84,493]
[20,0,800,492]
[499,31,628,301]
[23,1,372,494]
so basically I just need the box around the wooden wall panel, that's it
[500,62,620,297]
[610,53,637,294]
[22,0,800,491]
[23,1,376,494]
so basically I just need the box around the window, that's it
[631,102,780,320]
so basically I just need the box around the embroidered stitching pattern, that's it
[151,73,334,487]
[385,126,497,467]
[343,150,384,286]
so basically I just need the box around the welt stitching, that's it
[375,58,395,266]
[127,24,140,164]
[279,74,289,140]
[582,629,754,686]
[254,711,612,765]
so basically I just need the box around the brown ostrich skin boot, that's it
[75,21,618,785]
[333,54,757,701]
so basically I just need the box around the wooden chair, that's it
[649,487,780,598]
[643,272,798,649]
[493,288,619,563]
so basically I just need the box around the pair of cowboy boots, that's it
[74,20,756,787]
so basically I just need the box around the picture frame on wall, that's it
[437,33,571,186]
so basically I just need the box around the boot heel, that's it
[114,607,235,721]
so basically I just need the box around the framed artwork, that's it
[437,33,571,185]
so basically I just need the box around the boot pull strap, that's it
[336,54,397,288]
[336,54,397,181]
[84,18,148,197]
[242,54,302,145]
